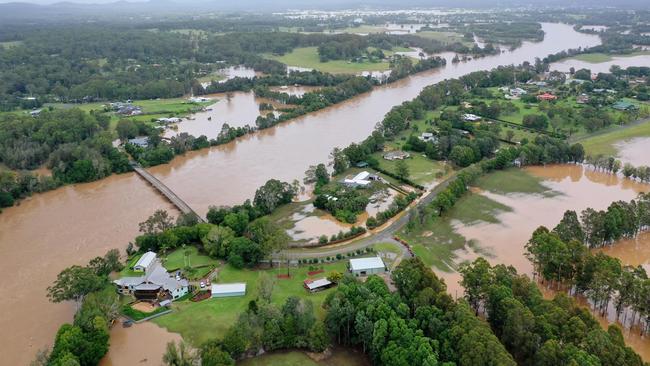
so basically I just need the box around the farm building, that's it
[349,256,387,276]
[211,283,247,298]
[134,251,157,272]
[304,278,334,293]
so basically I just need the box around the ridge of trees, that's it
[459,257,647,366]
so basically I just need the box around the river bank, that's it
[0,23,602,365]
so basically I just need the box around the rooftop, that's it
[304,278,332,290]
[134,251,156,269]
[349,256,385,271]
[211,283,247,295]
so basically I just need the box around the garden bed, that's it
[190,291,211,302]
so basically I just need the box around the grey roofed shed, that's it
[211,283,247,298]
[349,256,387,276]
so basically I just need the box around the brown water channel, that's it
[436,165,650,360]
[0,23,600,365]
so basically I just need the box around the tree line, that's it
[324,257,516,366]
[460,257,646,366]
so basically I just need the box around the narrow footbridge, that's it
[131,163,206,223]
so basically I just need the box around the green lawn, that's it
[153,262,348,346]
[330,25,387,34]
[163,247,218,269]
[266,47,390,74]
[570,51,650,63]
[375,153,450,186]
[415,31,473,46]
[474,168,555,197]
[577,119,650,157]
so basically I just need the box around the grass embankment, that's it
[153,262,348,346]
[570,51,650,63]
[266,46,390,74]
[577,119,650,157]
[399,169,552,271]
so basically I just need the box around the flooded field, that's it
[551,54,650,74]
[0,23,601,363]
[428,165,649,360]
[614,137,650,166]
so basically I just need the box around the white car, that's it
[200,282,206,288]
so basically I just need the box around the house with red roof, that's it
[537,92,558,101]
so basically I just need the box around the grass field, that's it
[577,119,650,157]
[163,247,219,279]
[570,51,650,63]
[330,25,387,34]
[266,47,390,74]
[375,153,450,186]
[153,262,349,346]
[415,31,473,46]
[474,168,555,197]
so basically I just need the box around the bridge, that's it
[131,163,206,223]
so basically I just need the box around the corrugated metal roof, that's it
[305,278,332,290]
[134,251,156,269]
[350,256,385,271]
[211,283,246,295]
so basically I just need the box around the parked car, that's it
[200,282,205,288]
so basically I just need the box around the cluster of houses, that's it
[109,102,143,116]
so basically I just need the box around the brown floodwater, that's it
[0,23,601,364]
[99,320,182,366]
[615,137,650,167]
[0,173,177,366]
[551,54,650,74]
[436,164,650,360]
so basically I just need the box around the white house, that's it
[134,251,157,272]
[462,113,481,122]
[211,283,247,298]
[113,256,189,301]
[343,171,372,188]
[419,132,437,142]
[349,256,387,276]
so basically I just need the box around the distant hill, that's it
[0,0,648,23]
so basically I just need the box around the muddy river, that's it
[551,54,650,74]
[436,164,650,360]
[0,23,600,365]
